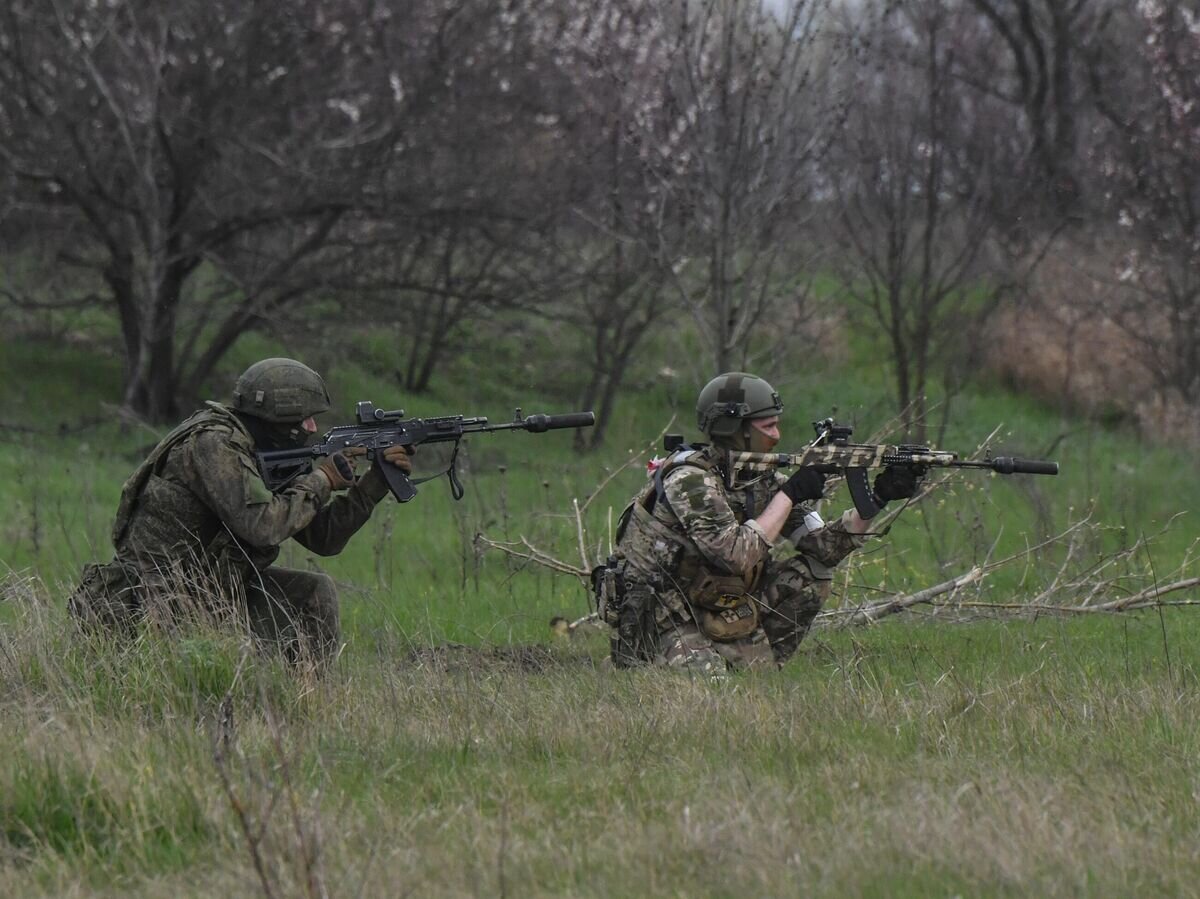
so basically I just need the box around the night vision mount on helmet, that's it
[232,358,332,424]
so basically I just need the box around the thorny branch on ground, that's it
[474,416,677,581]
[476,427,1197,631]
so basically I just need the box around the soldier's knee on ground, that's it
[760,564,832,664]
[287,572,339,661]
[306,573,340,655]
[67,562,141,637]
[68,588,140,636]
[249,569,341,663]
[656,625,727,675]
[712,630,777,670]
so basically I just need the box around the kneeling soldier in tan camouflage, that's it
[598,372,922,673]
[69,358,411,663]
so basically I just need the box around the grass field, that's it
[3,591,1199,897]
[2,321,1199,896]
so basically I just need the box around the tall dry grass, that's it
[4,567,1200,897]
[986,242,1200,448]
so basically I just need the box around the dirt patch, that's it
[400,642,597,675]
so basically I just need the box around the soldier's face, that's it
[290,416,319,447]
[748,416,780,452]
[271,416,319,450]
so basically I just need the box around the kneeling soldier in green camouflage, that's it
[69,358,411,663]
[599,372,922,673]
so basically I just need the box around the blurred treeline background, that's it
[3,0,1197,435]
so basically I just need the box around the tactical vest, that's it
[646,444,721,514]
[110,402,279,573]
[616,445,764,609]
[112,403,247,546]
[72,404,284,631]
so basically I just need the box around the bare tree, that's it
[1087,1,1200,416]
[533,220,666,450]
[965,0,1113,219]
[827,0,1030,442]
[513,1,678,449]
[632,0,838,375]
[297,0,649,404]
[0,0,509,421]
[324,216,530,395]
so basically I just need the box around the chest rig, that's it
[610,443,766,641]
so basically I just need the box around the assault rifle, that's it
[665,417,1058,518]
[258,402,595,502]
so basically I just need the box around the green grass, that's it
[3,593,1200,897]
[2,753,212,874]
[1,314,1199,895]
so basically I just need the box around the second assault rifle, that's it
[666,417,1059,518]
[258,402,595,502]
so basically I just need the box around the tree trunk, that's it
[574,371,602,452]
[575,318,608,451]
[120,255,199,422]
[588,351,632,451]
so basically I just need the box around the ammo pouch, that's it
[592,556,624,628]
[689,569,754,611]
[688,569,760,642]
[592,555,656,668]
[698,604,759,642]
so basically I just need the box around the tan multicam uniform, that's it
[70,403,391,658]
[613,445,865,672]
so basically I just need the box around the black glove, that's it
[781,468,827,504]
[872,464,925,505]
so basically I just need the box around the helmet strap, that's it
[710,426,749,452]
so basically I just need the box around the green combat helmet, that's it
[696,372,783,448]
[232,358,331,423]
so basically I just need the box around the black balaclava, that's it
[713,420,775,491]
[233,410,314,451]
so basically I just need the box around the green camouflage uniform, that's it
[70,402,390,658]
[610,444,865,672]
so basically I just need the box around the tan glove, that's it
[379,443,414,474]
[317,452,356,490]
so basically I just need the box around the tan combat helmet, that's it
[232,358,331,423]
[696,372,783,446]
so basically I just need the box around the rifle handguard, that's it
[257,404,594,501]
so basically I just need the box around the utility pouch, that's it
[593,555,656,668]
[614,578,657,668]
[591,556,624,628]
[688,568,759,641]
[698,602,759,642]
[689,569,756,612]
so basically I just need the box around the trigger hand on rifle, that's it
[379,443,414,475]
[318,452,357,490]
[781,467,827,504]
